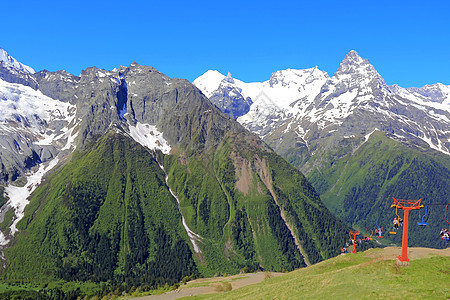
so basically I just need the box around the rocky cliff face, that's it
[207,72,253,119]
[0,53,256,185]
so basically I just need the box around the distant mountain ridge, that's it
[195,51,450,156]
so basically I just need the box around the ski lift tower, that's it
[349,230,360,253]
[391,197,423,266]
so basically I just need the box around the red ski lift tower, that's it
[391,197,423,265]
[349,230,360,253]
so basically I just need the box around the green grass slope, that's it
[306,131,450,249]
[202,247,450,299]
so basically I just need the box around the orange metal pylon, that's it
[349,230,360,253]
[391,197,423,263]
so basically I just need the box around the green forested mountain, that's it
[4,132,197,287]
[306,131,450,248]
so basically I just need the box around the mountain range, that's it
[194,50,450,249]
[195,51,450,156]
[0,46,349,293]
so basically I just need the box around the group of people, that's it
[341,241,350,253]
[374,228,383,237]
[393,217,403,229]
[394,217,448,247]
[341,235,370,254]
[392,217,449,247]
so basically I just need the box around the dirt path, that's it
[363,246,450,260]
[137,272,284,300]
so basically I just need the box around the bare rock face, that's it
[208,72,253,120]
[122,63,251,151]
[0,55,258,184]
[0,64,38,90]
[33,70,80,103]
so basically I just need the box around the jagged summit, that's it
[0,46,38,89]
[335,50,378,77]
[341,50,367,65]
[0,47,35,74]
[343,49,364,61]
[193,70,226,98]
[224,71,234,83]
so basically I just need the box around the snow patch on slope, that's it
[129,122,171,155]
[0,158,60,246]
[417,130,449,155]
[157,162,202,253]
[364,128,379,142]
[0,78,78,152]
[0,79,74,124]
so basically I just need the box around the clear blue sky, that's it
[2,0,449,87]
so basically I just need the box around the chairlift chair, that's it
[375,218,383,238]
[417,205,428,226]
[389,205,400,235]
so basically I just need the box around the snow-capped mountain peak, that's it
[333,50,383,84]
[0,47,35,75]
[340,50,365,64]
[268,67,329,89]
[338,50,369,69]
[196,50,450,156]
[193,70,226,98]
[316,50,388,103]
[224,71,235,84]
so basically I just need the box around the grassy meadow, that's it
[177,247,450,299]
